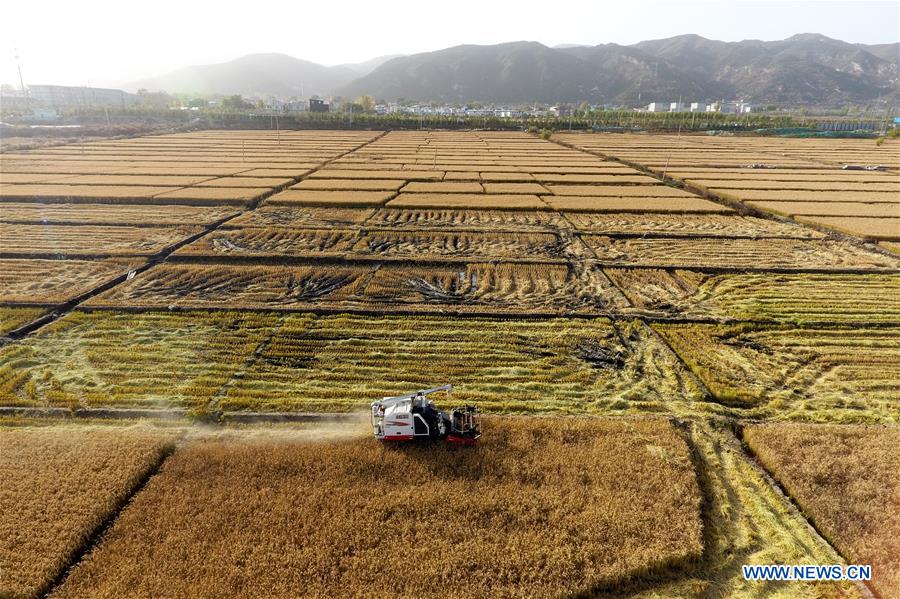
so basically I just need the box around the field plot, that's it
[0,427,173,599]
[226,206,375,228]
[0,311,279,409]
[745,423,900,598]
[386,192,547,210]
[175,227,360,259]
[656,323,900,418]
[0,224,199,257]
[218,314,701,412]
[0,258,140,304]
[266,189,395,206]
[555,133,900,242]
[584,235,899,270]
[51,419,702,599]
[565,213,822,237]
[88,262,628,315]
[0,307,48,335]
[0,202,239,226]
[0,311,700,412]
[544,195,731,213]
[796,216,900,240]
[747,201,900,218]
[365,208,570,231]
[606,269,900,323]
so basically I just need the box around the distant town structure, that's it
[27,85,137,109]
[646,100,751,114]
[308,99,329,113]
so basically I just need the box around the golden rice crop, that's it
[0,311,701,412]
[0,426,173,599]
[655,323,900,419]
[583,235,899,269]
[266,189,395,206]
[0,202,239,226]
[0,307,48,335]
[227,206,374,228]
[543,195,731,213]
[387,193,547,210]
[796,216,900,240]
[400,181,484,193]
[606,269,900,323]
[744,423,900,598]
[0,224,199,257]
[565,213,820,237]
[747,200,900,218]
[365,208,567,230]
[0,258,141,303]
[290,178,405,191]
[50,418,703,599]
[0,184,177,200]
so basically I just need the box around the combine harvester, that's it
[371,385,481,445]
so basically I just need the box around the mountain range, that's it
[131,34,899,106]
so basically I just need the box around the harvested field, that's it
[566,213,822,237]
[0,258,140,303]
[51,419,702,598]
[0,307,48,335]
[87,262,629,314]
[365,208,569,230]
[0,224,199,257]
[0,311,279,409]
[544,196,731,213]
[387,193,547,210]
[290,179,405,191]
[266,189,395,206]
[176,228,359,259]
[744,423,900,598]
[584,235,899,270]
[0,202,239,226]
[0,426,173,599]
[795,216,900,240]
[655,323,900,417]
[606,269,900,323]
[350,230,573,261]
[218,314,701,412]
[746,201,900,218]
[226,206,374,228]
[0,311,701,411]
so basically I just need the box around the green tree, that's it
[355,95,375,112]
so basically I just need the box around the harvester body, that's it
[371,385,480,445]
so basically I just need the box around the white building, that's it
[670,102,688,112]
[690,102,707,112]
[647,102,668,112]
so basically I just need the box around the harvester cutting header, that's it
[371,385,481,445]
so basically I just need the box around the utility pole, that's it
[14,51,28,102]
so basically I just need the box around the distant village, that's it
[1,83,753,120]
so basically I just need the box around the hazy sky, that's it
[2,0,898,88]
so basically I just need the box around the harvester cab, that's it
[371,385,480,445]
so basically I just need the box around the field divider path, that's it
[39,439,181,599]
[549,135,900,260]
[1,131,390,347]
